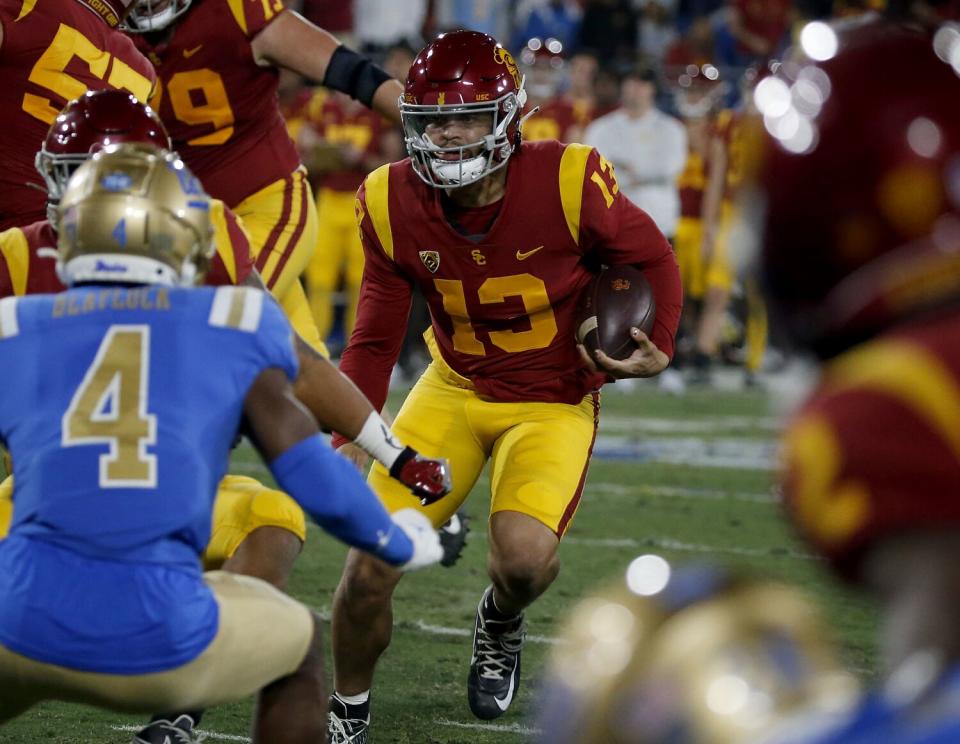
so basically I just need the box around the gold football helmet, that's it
[538,558,860,744]
[56,143,213,287]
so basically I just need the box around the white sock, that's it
[336,690,370,706]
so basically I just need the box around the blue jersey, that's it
[0,284,297,673]
[796,666,960,744]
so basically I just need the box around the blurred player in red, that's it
[326,30,682,741]
[758,19,960,744]
[673,66,739,385]
[294,89,404,343]
[123,0,403,357]
[0,90,451,743]
[518,37,591,144]
[0,0,155,230]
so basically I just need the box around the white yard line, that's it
[435,718,542,735]
[110,724,251,742]
[589,482,779,504]
[599,415,779,434]
[562,535,819,561]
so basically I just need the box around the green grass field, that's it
[0,383,878,743]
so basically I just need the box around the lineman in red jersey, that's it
[0,0,154,230]
[123,0,404,356]
[296,89,404,341]
[518,38,592,144]
[754,20,960,739]
[327,31,682,740]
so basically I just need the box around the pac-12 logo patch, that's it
[419,250,440,273]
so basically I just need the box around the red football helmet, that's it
[520,37,565,101]
[401,30,528,189]
[757,19,960,358]
[123,0,194,32]
[36,90,170,224]
[671,63,728,119]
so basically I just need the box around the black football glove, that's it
[388,446,452,506]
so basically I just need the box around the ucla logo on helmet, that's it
[100,172,133,192]
[493,47,522,89]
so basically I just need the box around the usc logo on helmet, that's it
[493,47,522,89]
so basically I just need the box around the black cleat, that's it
[439,509,470,567]
[467,587,526,720]
[132,714,204,744]
[328,694,369,743]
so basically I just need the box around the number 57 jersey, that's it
[340,140,683,412]
[0,0,156,229]
[0,285,297,565]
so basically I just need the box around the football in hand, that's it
[576,266,656,361]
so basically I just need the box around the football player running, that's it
[0,90,452,743]
[0,144,442,742]
[0,0,155,230]
[122,0,404,358]
[755,18,960,744]
[327,31,682,741]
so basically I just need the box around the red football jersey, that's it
[134,0,301,208]
[522,98,585,144]
[340,140,683,414]
[677,152,706,220]
[782,312,960,576]
[0,0,155,230]
[299,89,388,193]
[0,204,254,298]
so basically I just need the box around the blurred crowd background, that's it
[277,0,958,392]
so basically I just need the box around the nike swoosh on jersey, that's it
[516,245,544,260]
[183,45,203,58]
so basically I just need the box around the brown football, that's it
[576,266,656,361]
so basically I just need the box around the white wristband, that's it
[354,411,405,469]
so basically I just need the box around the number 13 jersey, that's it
[341,140,683,412]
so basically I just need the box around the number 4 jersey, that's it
[339,140,684,414]
[0,0,156,229]
[0,285,296,672]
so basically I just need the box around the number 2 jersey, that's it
[0,0,155,229]
[132,0,300,208]
[339,140,684,416]
[0,285,296,673]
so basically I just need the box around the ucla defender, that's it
[758,21,960,744]
[123,0,403,357]
[0,144,442,741]
[327,31,682,740]
[0,0,155,230]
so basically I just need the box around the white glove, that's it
[391,508,443,572]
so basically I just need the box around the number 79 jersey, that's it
[341,140,683,411]
[133,0,301,208]
[0,285,297,565]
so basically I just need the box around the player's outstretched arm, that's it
[239,271,451,505]
[243,367,442,571]
[250,10,403,125]
[292,336,452,505]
